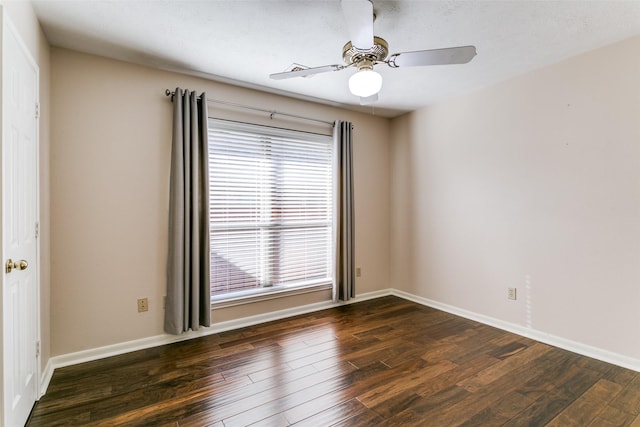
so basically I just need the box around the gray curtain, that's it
[334,121,355,302]
[165,88,211,334]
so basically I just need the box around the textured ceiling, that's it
[31,0,640,117]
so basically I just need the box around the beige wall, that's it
[50,48,390,356]
[390,35,640,360]
[1,0,51,376]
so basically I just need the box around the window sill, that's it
[210,282,333,310]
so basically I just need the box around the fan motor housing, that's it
[342,36,389,66]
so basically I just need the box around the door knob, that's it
[5,259,28,273]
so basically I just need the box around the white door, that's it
[2,12,40,427]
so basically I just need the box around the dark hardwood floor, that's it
[29,296,640,426]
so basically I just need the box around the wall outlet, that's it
[507,288,517,300]
[137,298,149,312]
[356,267,361,277]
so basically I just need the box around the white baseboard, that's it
[41,289,391,394]
[390,289,640,373]
[39,359,54,398]
[40,287,638,398]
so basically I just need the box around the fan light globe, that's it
[348,69,382,97]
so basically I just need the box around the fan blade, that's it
[360,93,378,105]
[341,0,374,50]
[270,65,343,80]
[389,45,477,68]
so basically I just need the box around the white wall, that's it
[50,48,390,356]
[390,35,640,362]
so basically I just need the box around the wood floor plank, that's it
[329,406,385,427]
[289,398,370,427]
[222,365,358,426]
[346,337,417,368]
[92,363,351,426]
[415,353,500,397]
[504,360,604,427]
[502,389,575,427]
[447,326,507,365]
[546,379,623,426]
[457,342,552,393]
[610,374,640,416]
[589,405,638,427]
[366,389,423,420]
[357,359,458,408]
[605,367,638,387]
[491,391,535,419]
[409,344,571,425]
[376,409,425,426]
[28,296,640,427]
[459,406,510,426]
[282,361,392,424]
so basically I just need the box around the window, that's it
[208,119,334,301]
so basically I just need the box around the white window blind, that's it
[208,119,333,299]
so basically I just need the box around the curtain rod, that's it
[164,89,334,127]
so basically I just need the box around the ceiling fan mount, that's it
[342,36,389,67]
[270,0,477,104]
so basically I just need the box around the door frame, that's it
[0,6,42,425]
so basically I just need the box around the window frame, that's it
[207,118,335,308]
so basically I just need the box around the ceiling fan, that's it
[269,0,477,104]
